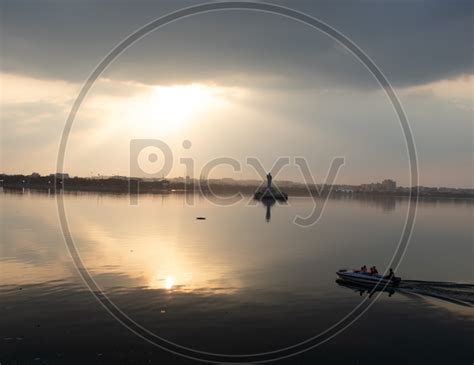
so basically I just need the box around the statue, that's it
[254,171,287,201]
[266,172,272,189]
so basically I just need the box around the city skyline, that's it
[3,171,474,192]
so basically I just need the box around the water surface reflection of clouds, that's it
[2,191,472,293]
[1,190,472,362]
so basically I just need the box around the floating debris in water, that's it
[196,217,206,220]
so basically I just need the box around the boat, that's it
[335,279,397,297]
[336,269,401,287]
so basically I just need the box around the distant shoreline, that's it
[3,187,474,202]
[1,175,473,200]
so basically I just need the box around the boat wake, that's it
[398,280,474,307]
[336,277,474,307]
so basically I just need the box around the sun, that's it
[147,84,219,133]
[103,82,231,139]
[164,275,174,290]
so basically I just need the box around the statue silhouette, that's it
[266,172,272,189]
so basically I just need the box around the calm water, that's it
[1,190,472,364]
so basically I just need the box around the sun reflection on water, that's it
[165,275,174,290]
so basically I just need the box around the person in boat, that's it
[369,266,379,275]
[385,268,395,280]
[360,265,367,273]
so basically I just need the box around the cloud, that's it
[0,0,472,89]
[1,70,473,187]
[1,0,472,187]
[403,74,474,111]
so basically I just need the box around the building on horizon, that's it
[382,179,397,192]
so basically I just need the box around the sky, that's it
[0,0,473,187]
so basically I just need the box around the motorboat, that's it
[335,279,397,297]
[336,269,401,287]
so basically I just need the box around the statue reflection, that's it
[263,199,275,222]
[259,199,289,223]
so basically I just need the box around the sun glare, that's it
[165,275,174,290]
[146,84,220,133]
[96,82,236,140]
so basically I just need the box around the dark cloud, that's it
[1,0,472,88]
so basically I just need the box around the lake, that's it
[1,189,472,364]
